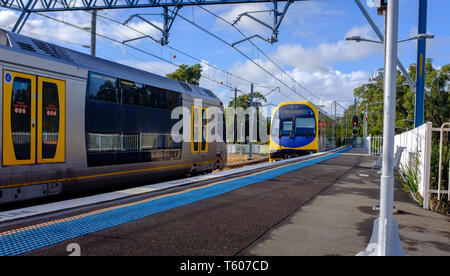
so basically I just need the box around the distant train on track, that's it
[269,101,337,161]
[0,29,226,204]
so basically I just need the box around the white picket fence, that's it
[366,122,449,209]
[367,136,383,156]
[392,123,448,209]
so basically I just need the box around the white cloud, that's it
[0,10,17,29]
[0,10,162,48]
[225,25,378,107]
[272,25,382,72]
[366,0,376,8]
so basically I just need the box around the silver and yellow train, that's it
[0,29,226,204]
[269,101,336,161]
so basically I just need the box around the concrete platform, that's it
[242,149,450,256]
[1,148,448,256]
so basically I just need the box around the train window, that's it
[166,90,182,110]
[141,134,162,150]
[87,132,181,166]
[120,80,143,105]
[281,120,293,136]
[271,112,280,140]
[142,85,163,108]
[295,117,316,137]
[41,82,60,159]
[88,72,118,102]
[142,85,181,110]
[121,133,140,151]
[142,85,153,107]
[11,77,32,160]
[87,133,121,152]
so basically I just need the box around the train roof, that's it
[0,29,220,102]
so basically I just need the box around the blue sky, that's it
[1,0,449,113]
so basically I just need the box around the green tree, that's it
[166,64,202,85]
[228,92,267,109]
[351,59,449,136]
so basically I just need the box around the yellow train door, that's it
[191,105,209,154]
[37,76,65,163]
[2,71,37,166]
[2,70,65,166]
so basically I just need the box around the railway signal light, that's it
[352,115,359,136]
[352,115,359,128]
[376,0,388,15]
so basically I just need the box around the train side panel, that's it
[0,30,226,205]
[0,46,88,203]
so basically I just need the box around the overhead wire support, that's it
[231,34,269,47]
[5,1,298,106]
[122,7,182,45]
[192,7,323,105]
[5,0,302,48]
[7,1,260,93]
[187,1,327,105]
[1,0,300,12]
[230,0,293,44]
[172,10,302,102]
[4,0,329,105]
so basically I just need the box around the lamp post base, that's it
[357,218,405,256]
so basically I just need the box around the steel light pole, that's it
[360,0,405,256]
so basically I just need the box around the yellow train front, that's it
[269,101,336,161]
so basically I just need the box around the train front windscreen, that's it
[275,105,316,136]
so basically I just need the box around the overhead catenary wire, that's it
[29,3,272,95]
[94,12,295,104]
[172,11,300,102]
[189,3,328,106]
[7,5,296,105]
[95,12,269,92]
[5,2,341,110]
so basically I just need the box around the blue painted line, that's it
[0,148,350,256]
